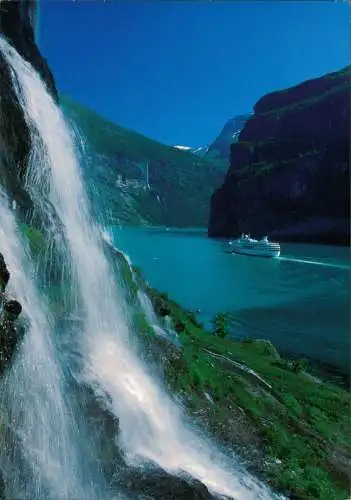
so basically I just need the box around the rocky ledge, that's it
[209,66,350,245]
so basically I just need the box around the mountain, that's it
[207,114,251,160]
[61,95,227,227]
[209,67,350,245]
[172,113,251,162]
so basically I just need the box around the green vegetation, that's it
[60,95,227,227]
[211,312,230,338]
[18,223,46,257]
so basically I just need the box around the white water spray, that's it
[137,288,182,347]
[1,37,277,499]
[0,194,98,500]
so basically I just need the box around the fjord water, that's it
[0,38,276,499]
[112,227,350,374]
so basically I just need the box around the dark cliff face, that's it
[209,67,350,245]
[207,114,251,160]
[0,0,58,212]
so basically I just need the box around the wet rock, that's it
[119,467,216,499]
[151,294,171,318]
[0,253,10,292]
[0,304,24,376]
[0,254,24,376]
[0,471,5,500]
[3,299,22,320]
[159,304,171,317]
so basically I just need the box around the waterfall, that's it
[0,37,277,499]
[137,289,182,348]
[137,289,159,327]
[0,193,102,500]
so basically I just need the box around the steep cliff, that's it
[0,0,58,213]
[209,67,350,245]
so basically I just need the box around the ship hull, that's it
[231,247,280,258]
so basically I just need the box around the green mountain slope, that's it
[61,95,227,227]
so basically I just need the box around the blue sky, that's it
[39,1,350,147]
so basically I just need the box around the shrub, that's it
[292,358,308,373]
[186,311,202,328]
[212,313,230,339]
[174,320,186,333]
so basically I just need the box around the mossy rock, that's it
[18,223,46,257]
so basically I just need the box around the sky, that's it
[39,1,350,147]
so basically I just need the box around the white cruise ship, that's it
[228,234,280,258]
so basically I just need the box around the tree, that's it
[212,313,230,339]
[292,358,308,373]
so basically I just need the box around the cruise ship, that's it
[228,234,281,258]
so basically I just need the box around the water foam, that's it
[0,193,99,499]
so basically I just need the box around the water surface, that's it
[112,227,350,373]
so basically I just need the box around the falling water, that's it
[136,288,182,348]
[0,37,278,499]
[0,194,100,500]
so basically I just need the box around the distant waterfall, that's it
[0,36,277,500]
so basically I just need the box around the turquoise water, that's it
[112,227,350,374]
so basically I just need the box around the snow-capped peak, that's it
[172,144,209,156]
[173,145,193,151]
